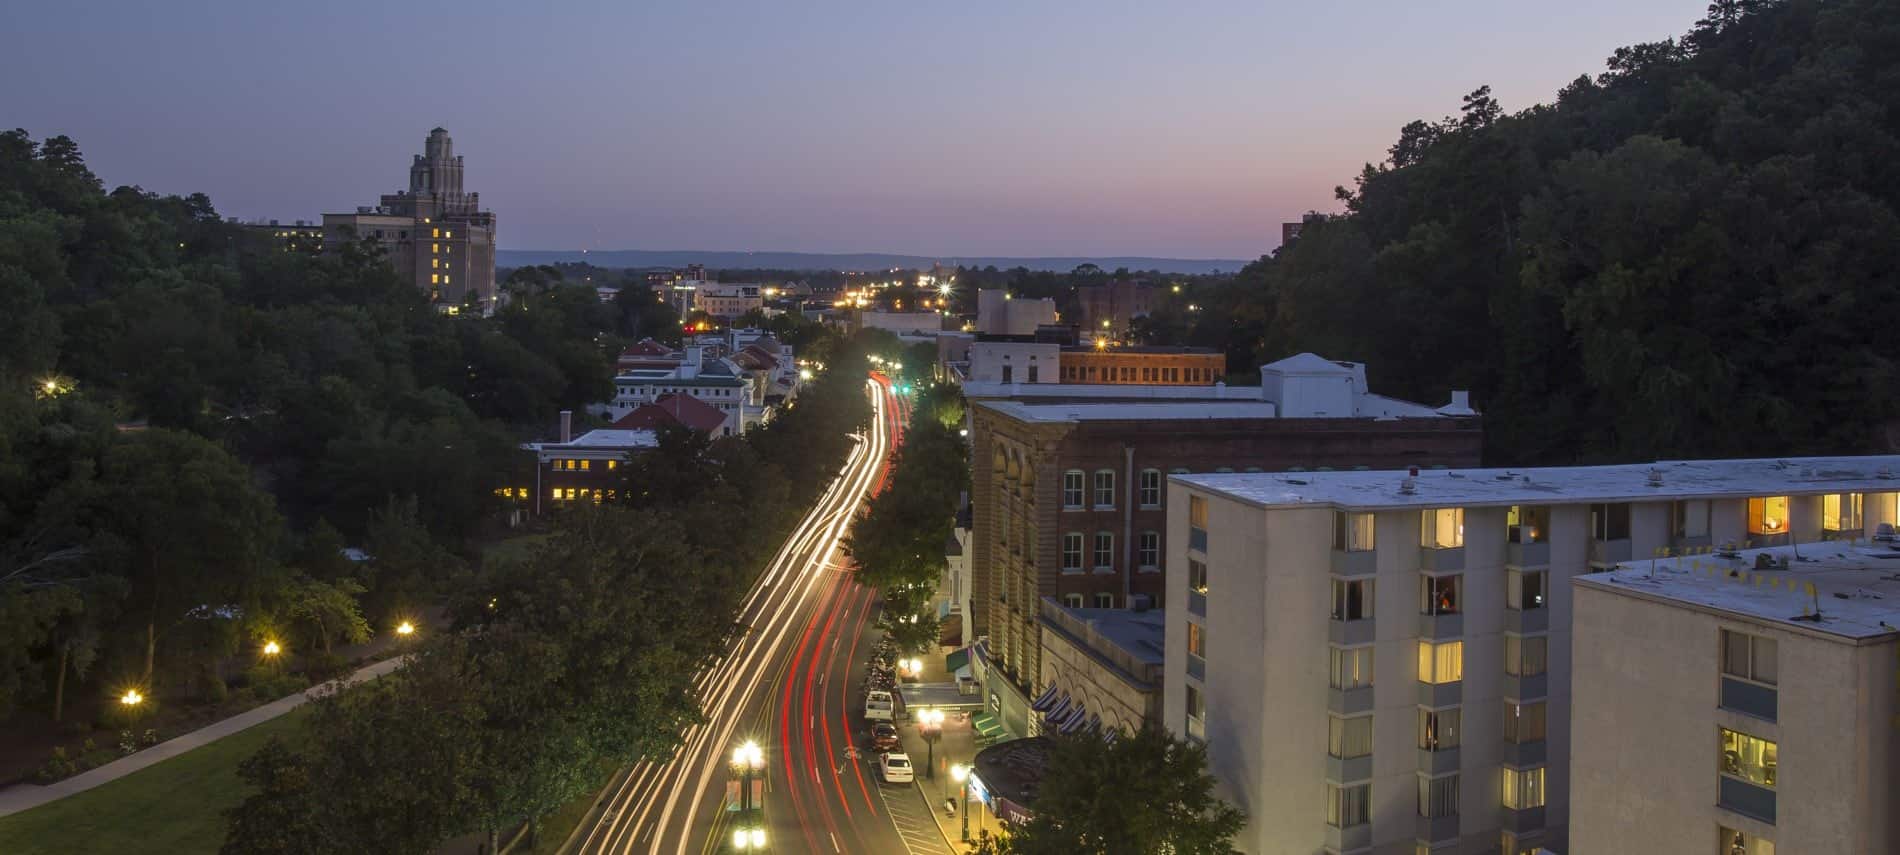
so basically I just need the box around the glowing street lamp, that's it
[262,640,282,657]
[918,708,946,778]
[396,621,416,637]
[730,739,766,826]
[120,689,144,707]
[951,763,972,841]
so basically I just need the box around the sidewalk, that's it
[899,712,988,852]
[0,655,408,818]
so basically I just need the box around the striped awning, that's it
[1060,707,1091,734]
[1030,684,1060,712]
[1043,694,1073,725]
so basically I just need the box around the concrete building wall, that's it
[967,341,1060,385]
[1058,349,1226,385]
[1036,618,1157,733]
[1570,583,1900,855]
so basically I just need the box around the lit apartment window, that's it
[1062,471,1084,509]
[1591,502,1631,540]
[1505,635,1548,677]
[1719,727,1777,790]
[563,488,575,501]
[1823,493,1862,532]
[1501,766,1546,810]
[432,258,440,269]
[1420,508,1464,548]
[1094,592,1114,608]
[1674,499,1711,538]
[432,243,440,253]
[1417,640,1463,684]
[431,273,441,284]
[1328,714,1373,759]
[1092,532,1113,570]
[1330,645,1373,690]
[445,230,453,238]
[1326,782,1370,828]
[607,460,618,470]
[1417,706,1460,750]
[1334,511,1375,551]
[1189,494,1207,530]
[1187,622,1205,661]
[1418,773,1459,819]
[1139,469,1162,507]
[1093,470,1115,509]
[1061,533,1083,572]
[1503,700,1546,744]
[1331,578,1374,621]
[1137,531,1160,569]
[1507,505,1547,543]
[1188,557,1208,595]
[1507,569,1547,610]
[1421,574,1462,615]
[1720,826,1776,855]
[1747,496,1789,536]
[1185,684,1206,741]
[578,460,591,471]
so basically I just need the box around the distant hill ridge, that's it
[496,249,1251,275]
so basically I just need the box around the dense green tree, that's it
[983,728,1244,855]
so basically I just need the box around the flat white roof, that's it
[962,381,1266,401]
[526,429,659,453]
[978,400,1280,423]
[1577,542,1900,642]
[1176,455,1900,511]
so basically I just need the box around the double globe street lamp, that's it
[730,740,767,851]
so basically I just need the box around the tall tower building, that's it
[323,128,498,310]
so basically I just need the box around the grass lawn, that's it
[0,704,312,855]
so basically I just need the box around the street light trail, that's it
[568,377,893,855]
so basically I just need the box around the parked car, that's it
[864,689,894,721]
[870,722,900,752]
[879,752,913,784]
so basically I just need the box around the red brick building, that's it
[967,354,1483,730]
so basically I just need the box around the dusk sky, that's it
[4,1,1709,259]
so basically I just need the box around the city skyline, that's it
[4,0,1707,258]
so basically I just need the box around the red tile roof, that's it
[621,338,676,358]
[610,392,728,434]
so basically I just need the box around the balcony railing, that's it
[1720,678,1778,722]
[1719,777,1776,824]
[1188,589,1207,617]
[1188,526,1208,553]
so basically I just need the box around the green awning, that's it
[945,647,971,673]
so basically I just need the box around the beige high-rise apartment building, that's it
[1164,455,1900,855]
[324,128,497,310]
[1571,543,1899,855]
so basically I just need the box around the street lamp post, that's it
[951,763,971,842]
[918,708,944,779]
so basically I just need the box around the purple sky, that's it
[3,1,1709,258]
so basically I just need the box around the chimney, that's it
[559,410,573,443]
[1449,390,1469,409]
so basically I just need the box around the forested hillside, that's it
[1166,0,1900,464]
[0,130,682,723]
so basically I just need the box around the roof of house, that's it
[1578,542,1900,642]
[526,428,660,453]
[1174,455,1900,512]
[621,338,675,357]
[1261,351,1356,375]
[611,393,728,433]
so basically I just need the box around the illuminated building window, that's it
[579,460,590,471]
[431,274,440,284]
[432,243,440,253]
[1501,766,1545,810]
[432,228,440,238]
[1748,497,1789,535]
[1420,508,1464,548]
[1417,640,1463,684]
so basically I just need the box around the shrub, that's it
[100,696,158,731]
[243,666,309,702]
[35,748,77,783]
[301,651,349,683]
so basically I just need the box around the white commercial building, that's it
[976,289,1056,336]
[1164,455,1900,855]
[1571,542,1899,855]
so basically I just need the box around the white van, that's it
[864,689,895,721]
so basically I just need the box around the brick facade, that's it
[970,406,1483,693]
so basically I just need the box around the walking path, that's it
[0,655,408,818]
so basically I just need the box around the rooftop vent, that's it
[1646,467,1664,487]
[1399,477,1417,496]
